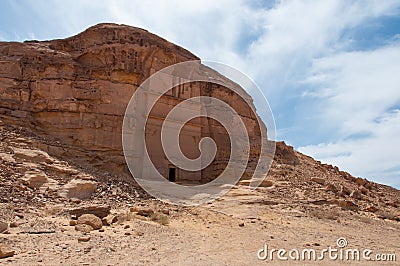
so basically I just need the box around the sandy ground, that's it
[1,185,399,266]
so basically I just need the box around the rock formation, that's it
[0,23,264,183]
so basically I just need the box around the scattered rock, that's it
[239,222,245,227]
[78,236,91,242]
[69,205,111,218]
[58,179,97,200]
[0,221,8,233]
[124,232,131,236]
[0,245,15,259]
[124,224,130,229]
[311,177,325,185]
[69,220,77,226]
[77,214,102,230]
[75,224,93,233]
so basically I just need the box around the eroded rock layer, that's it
[0,23,264,182]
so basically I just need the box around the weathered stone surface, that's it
[12,147,53,164]
[0,245,15,259]
[58,179,97,200]
[77,214,102,230]
[22,170,49,189]
[0,23,265,183]
[69,204,111,218]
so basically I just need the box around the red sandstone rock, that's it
[0,23,265,183]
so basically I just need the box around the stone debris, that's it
[78,236,91,242]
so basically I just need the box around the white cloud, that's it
[299,44,400,187]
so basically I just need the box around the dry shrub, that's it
[150,212,169,225]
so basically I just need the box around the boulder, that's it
[69,205,111,218]
[58,179,97,200]
[77,214,103,230]
[0,245,15,259]
[102,215,118,226]
[78,236,91,242]
[22,170,49,189]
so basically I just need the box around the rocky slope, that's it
[0,115,399,265]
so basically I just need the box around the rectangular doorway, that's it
[168,167,176,182]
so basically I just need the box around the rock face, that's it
[0,23,265,183]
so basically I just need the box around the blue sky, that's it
[1,0,399,188]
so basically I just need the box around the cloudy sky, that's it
[1,0,399,188]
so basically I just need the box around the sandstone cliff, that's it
[0,23,264,182]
